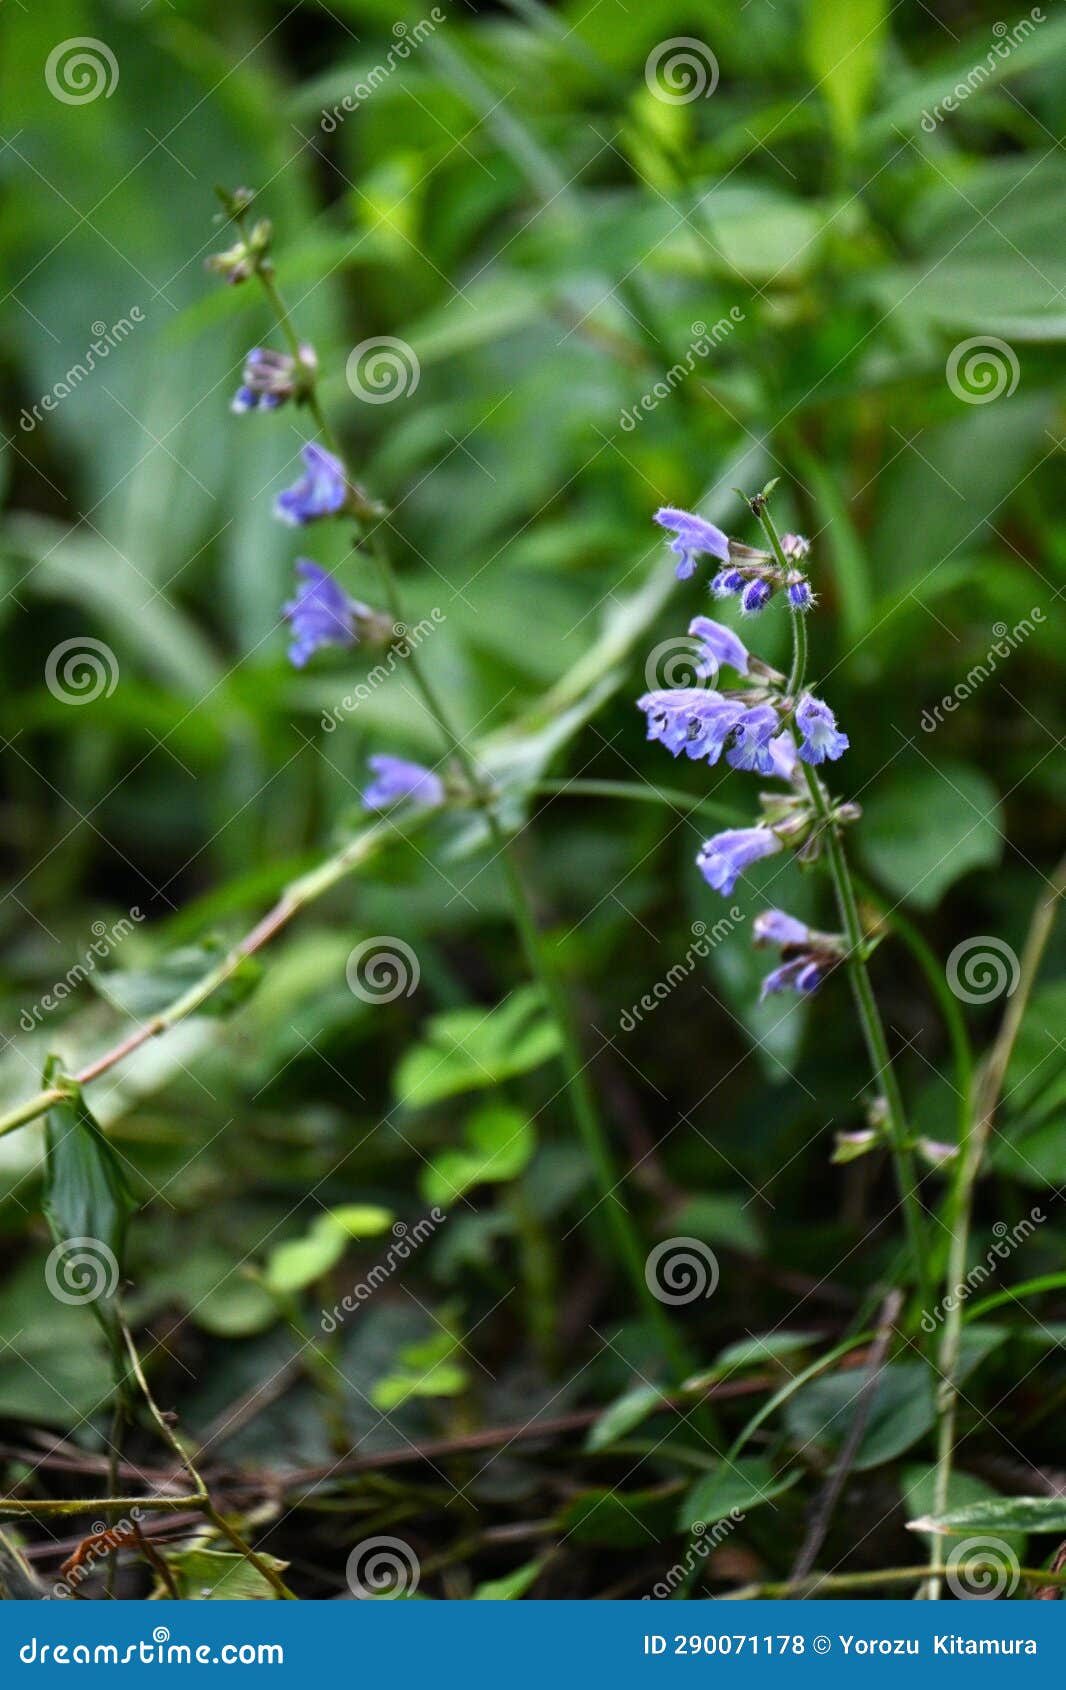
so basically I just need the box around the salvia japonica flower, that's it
[637,689,744,763]
[752,910,811,948]
[711,568,745,598]
[654,507,730,580]
[275,443,349,525]
[787,577,813,611]
[726,703,779,775]
[697,826,782,895]
[752,908,843,1000]
[688,615,749,678]
[362,754,445,812]
[233,344,317,414]
[780,532,810,562]
[283,561,370,668]
[740,578,773,615]
[796,693,849,765]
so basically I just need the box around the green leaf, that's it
[157,1548,289,1600]
[97,941,261,1020]
[909,1496,1066,1537]
[669,1194,762,1255]
[472,1559,544,1599]
[561,1485,678,1547]
[585,1382,666,1452]
[860,763,1003,909]
[395,986,560,1108]
[328,1204,394,1238]
[805,0,887,146]
[901,1466,1026,1562]
[420,1102,535,1206]
[678,1458,800,1531]
[371,1326,468,1410]
[42,1063,137,1348]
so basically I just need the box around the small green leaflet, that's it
[42,1059,137,1349]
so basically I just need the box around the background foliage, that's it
[0,0,1064,1598]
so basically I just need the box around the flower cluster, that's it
[640,503,855,991]
[233,344,318,414]
[753,909,843,1000]
[209,195,447,823]
[655,507,815,614]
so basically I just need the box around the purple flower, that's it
[233,344,316,415]
[726,703,779,774]
[768,731,798,781]
[697,826,781,895]
[787,578,812,611]
[780,532,810,563]
[283,561,365,668]
[637,689,743,762]
[740,578,773,615]
[796,694,849,765]
[362,754,445,811]
[275,443,349,525]
[760,956,823,1000]
[753,909,811,948]
[711,569,745,598]
[654,507,730,580]
[688,615,749,679]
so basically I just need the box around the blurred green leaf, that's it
[860,764,1003,908]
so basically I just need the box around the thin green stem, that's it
[853,878,975,1151]
[754,499,933,1311]
[121,1321,297,1600]
[0,820,406,1141]
[722,1562,1066,1599]
[927,854,1066,1596]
